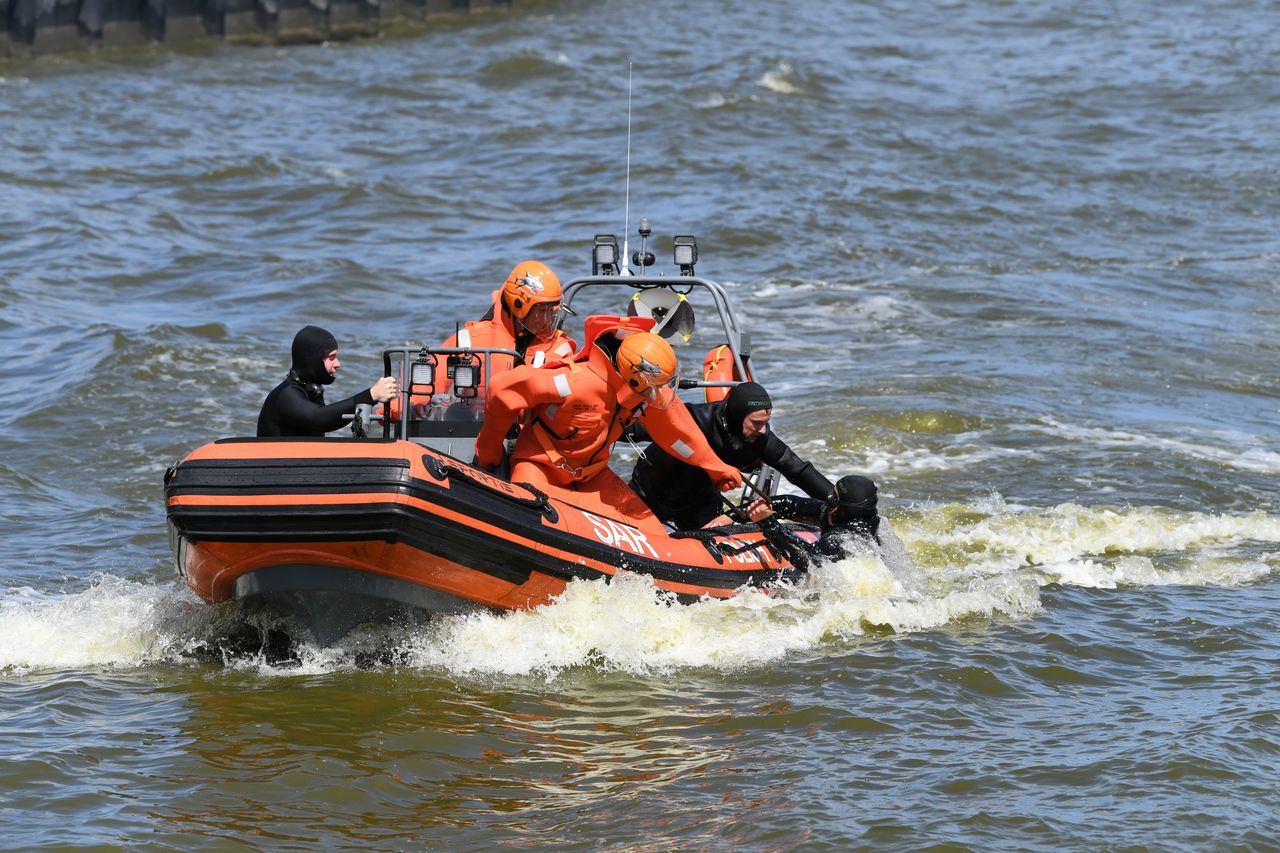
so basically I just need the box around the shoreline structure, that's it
[2,0,515,59]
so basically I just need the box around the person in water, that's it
[628,381,835,530]
[257,325,397,437]
[435,260,578,391]
[473,319,742,521]
[744,474,881,570]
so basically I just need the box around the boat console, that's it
[356,226,781,494]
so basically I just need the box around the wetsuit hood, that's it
[724,381,772,438]
[823,474,880,538]
[291,325,338,386]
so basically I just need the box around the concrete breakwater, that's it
[1,0,512,58]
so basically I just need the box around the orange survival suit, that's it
[473,316,743,526]
[435,287,576,395]
[384,287,579,422]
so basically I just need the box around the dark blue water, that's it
[2,1,1278,848]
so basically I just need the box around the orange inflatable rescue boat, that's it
[165,232,807,643]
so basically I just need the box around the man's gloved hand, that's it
[709,462,743,493]
[472,451,500,474]
[768,494,803,519]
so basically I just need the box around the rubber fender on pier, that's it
[377,0,413,25]
[79,0,145,47]
[423,0,470,11]
[10,0,83,53]
[266,0,326,44]
[1,0,11,57]
[1,0,513,57]
[327,0,377,39]
[142,0,209,41]
[203,0,261,40]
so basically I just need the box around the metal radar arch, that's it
[561,222,781,498]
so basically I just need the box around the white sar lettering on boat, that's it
[722,538,763,564]
[582,511,660,559]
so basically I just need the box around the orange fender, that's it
[702,345,752,403]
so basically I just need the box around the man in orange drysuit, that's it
[392,261,579,423]
[473,317,743,527]
[436,260,577,390]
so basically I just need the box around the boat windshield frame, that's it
[559,274,779,499]
[379,344,521,445]
[559,274,753,384]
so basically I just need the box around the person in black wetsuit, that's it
[256,325,398,437]
[628,381,836,530]
[745,474,881,569]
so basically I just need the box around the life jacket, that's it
[389,290,577,420]
[476,315,737,489]
[475,316,645,478]
[437,288,576,383]
[701,343,755,403]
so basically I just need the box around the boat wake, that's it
[2,499,1274,677]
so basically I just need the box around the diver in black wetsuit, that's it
[745,474,881,570]
[256,325,397,437]
[629,382,835,530]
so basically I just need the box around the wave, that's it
[3,497,1272,677]
[899,498,1280,587]
[757,60,825,98]
[1035,418,1280,476]
[478,51,572,88]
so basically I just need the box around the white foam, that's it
[758,61,804,95]
[1036,418,1280,475]
[1038,556,1274,589]
[0,575,217,673]
[858,442,1026,477]
[3,500,1272,676]
[391,531,1040,678]
[902,500,1280,589]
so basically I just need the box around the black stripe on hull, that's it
[165,457,411,494]
[167,456,803,592]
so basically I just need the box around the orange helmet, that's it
[615,332,680,408]
[502,261,562,321]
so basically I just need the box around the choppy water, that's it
[2,0,1279,848]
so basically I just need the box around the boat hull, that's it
[165,438,801,641]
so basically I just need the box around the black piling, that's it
[0,0,514,58]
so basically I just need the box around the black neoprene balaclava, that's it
[825,474,879,534]
[291,325,338,386]
[724,381,773,437]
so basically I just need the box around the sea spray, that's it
[0,575,216,672]
[2,502,1271,675]
[895,499,1280,588]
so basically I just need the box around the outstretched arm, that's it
[275,384,375,434]
[760,433,834,500]
[640,398,742,492]
[745,498,817,570]
[768,493,827,526]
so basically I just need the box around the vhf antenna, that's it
[622,62,634,275]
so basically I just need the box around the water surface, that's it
[2,0,1278,848]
